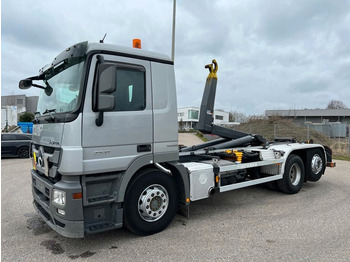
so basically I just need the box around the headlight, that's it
[52,189,66,207]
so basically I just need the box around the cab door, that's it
[82,54,153,174]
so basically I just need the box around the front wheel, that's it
[277,154,305,194]
[123,169,178,235]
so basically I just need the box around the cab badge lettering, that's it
[49,139,60,146]
[93,150,111,155]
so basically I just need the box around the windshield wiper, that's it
[42,108,56,122]
[43,108,56,114]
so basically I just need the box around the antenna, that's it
[99,33,107,43]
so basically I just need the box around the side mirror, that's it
[95,63,116,111]
[19,79,32,89]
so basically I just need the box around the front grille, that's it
[34,186,50,205]
[32,144,56,154]
[34,200,53,223]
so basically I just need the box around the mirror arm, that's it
[95,111,104,127]
[32,83,46,90]
[97,55,105,63]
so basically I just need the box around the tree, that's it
[326,100,347,109]
[19,112,34,122]
[229,111,248,123]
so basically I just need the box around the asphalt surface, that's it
[1,157,350,262]
[178,133,204,146]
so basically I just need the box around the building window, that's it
[17,99,23,105]
[215,115,224,120]
[188,110,199,120]
[178,113,184,117]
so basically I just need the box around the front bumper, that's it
[31,170,84,238]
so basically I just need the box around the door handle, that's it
[137,144,151,153]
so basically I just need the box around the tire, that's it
[123,169,178,236]
[306,148,325,182]
[277,154,305,194]
[17,146,30,158]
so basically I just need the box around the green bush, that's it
[19,112,35,122]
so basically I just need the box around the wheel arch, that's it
[117,155,154,203]
[282,145,325,181]
[117,156,188,204]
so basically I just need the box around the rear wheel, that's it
[17,146,29,158]
[123,169,178,235]
[278,154,305,194]
[306,148,325,182]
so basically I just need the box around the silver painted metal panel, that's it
[59,146,83,175]
[57,114,83,175]
[82,146,139,174]
[151,62,178,157]
[82,54,153,173]
[32,122,64,148]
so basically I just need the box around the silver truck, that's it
[19,41,334,238]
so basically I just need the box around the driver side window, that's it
[113,66,146,111]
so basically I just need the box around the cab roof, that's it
[87,42,173,65]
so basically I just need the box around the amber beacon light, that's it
[133,39,141,49]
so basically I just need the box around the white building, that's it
[178,106,230,130]
[1,106,18,129]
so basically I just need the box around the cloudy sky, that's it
[2,0,350,115]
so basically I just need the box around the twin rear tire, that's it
[272,149,325,194]
[306,148,325,182]
[123,169,178,236]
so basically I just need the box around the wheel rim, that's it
[18,148,29,158]
[138,184,168,222]
[311,154,323,174]
[289,163,301,186]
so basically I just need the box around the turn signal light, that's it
[73,192,83,199]
[327,162,336,167]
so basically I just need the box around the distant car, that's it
[1,133,32,158]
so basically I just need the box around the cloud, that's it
[2,0,350,115]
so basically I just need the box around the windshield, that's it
[36,60,85,115]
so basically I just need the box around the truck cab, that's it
[21,41,180,237]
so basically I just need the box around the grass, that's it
[225,117,350,158]
[196,131,208,142]
[333,154,350,161]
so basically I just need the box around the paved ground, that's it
[178,133,204,146]
[2,153,350,261]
